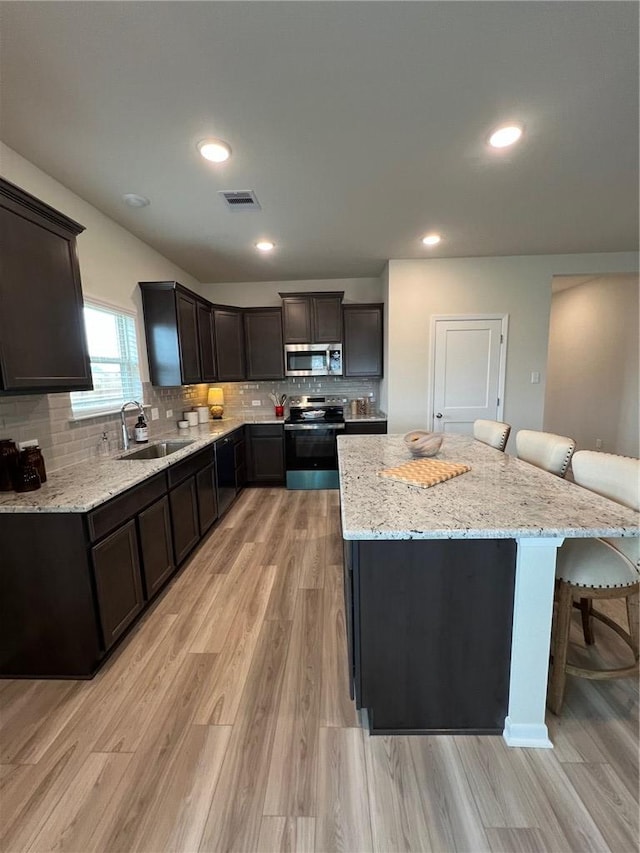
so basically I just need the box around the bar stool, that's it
[548,451,639,714]
[473,419,511,451]
[515,429,575,477]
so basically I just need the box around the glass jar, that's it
[0,439,19,491]
[14,459,41,492]
[21,446,47,484]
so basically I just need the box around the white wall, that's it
[1,143,201,382]
[378,263,390,416]
[195,277,383,307]
[386,254,639,445]
[544,274,639,457]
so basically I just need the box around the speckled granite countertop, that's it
[344,412,387,423]
[338,434,639,540]
[0,419,251,514]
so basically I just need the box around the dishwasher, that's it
[215,435,236,516]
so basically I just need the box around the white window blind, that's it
[70,303,143,416]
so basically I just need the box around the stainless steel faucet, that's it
[120,401,144,450]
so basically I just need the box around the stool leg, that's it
[626,591,639,661]
[548,581,573,715]
[580,597,594,645]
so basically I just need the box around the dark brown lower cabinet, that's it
[196,462,218,535]
[344,538,517,734]
[0,513,101,678]
[0,439,235,679]
[138,496,175,598]
[91,520,144,651]
[169,477,200,564]
[247,424,285,483]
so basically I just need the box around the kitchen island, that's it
[337,433,639,747]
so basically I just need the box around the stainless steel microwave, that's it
[284,343,343,377]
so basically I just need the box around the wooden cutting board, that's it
[378,457,471,489]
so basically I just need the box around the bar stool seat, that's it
[547,451,640,714]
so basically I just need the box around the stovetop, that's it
[286,395,345,424]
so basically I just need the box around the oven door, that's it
[284,423,344,489]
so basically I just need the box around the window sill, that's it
[69,404,150,424]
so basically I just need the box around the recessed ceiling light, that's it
[488,125,523,148]
[422,233,441,247]
[197,138,232,163]
[122,193,150,208]
[255,240,275,252]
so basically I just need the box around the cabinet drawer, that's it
[248,424,284,439]
[167,446,215,488]
[87,473,167,542]
[344,422,387,435]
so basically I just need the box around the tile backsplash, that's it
[218,376,380,418]
[0,377,380,473]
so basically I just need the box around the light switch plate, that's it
[530,371,540,384]
[252,400,261,406]
[166,409,173,418]
[151,408,159,421]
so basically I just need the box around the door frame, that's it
[428,314,509,430]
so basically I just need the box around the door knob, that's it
[435,413,443,419]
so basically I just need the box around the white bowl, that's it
[403,430,443,457]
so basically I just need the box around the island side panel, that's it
[351,538,517,734]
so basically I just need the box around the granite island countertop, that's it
[338,433,639,541]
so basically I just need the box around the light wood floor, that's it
[1,488,638,853]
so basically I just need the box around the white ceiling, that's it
[1,1,638,283]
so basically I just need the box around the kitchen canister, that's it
[0,439,19,491]
[196,406,210,424]
[184,411,199,427]
[14,456,41,492]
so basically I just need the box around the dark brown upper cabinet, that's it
[140,281,217,386]
[0,178,92,394]
[343,303,384,378]
[213,307,245,381]
[176,290,201,384]
[197,301,217,382]
[244,308,284,380]
[280,292,343,343]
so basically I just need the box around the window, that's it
[70,302,143,417]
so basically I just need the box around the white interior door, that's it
[432,317,506,434]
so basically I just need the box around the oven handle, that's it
[284,423,345,431]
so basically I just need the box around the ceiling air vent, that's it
[219,190,261,211]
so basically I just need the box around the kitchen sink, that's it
[119,440,195,460]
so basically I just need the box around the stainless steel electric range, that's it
[284,396,345,489]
